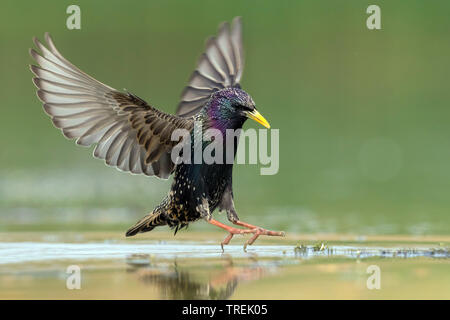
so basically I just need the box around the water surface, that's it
[1,232,448,299]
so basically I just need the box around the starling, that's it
[30,17,285,250]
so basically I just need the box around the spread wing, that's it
[176,17,244,117]
[30,33,193,179]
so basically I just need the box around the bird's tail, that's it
[125,209,166,237]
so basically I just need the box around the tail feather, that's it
[125,211,166,237]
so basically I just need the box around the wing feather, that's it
[30,33,193,179]
[176,17,244,117]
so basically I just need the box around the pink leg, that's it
[207,219,255,251]
[207,219,285,251]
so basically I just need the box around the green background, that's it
[1,0,449,235]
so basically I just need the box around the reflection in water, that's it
[122,244,449,299]
[138,269,238,300]
[126,255,273,299]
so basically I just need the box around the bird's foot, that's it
[207,218,285,252]
[220,227,256,252]
[243,227,285,252]
[222,227,285,252]
[231,220,285,251]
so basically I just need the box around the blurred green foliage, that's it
[1,1,450,234]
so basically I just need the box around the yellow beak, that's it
[245,109,271,129]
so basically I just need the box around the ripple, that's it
[0,241,447,265]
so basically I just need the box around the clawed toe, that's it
[220,228,253,251]
[220,226,285,252]
[209,217,285,251]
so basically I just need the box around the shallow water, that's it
[1,241,448,265]
[0,232,448,299]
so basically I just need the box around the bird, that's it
[29,17,285,250]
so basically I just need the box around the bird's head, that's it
[205,87,270,130]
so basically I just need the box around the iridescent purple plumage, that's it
[201,87,256,134]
